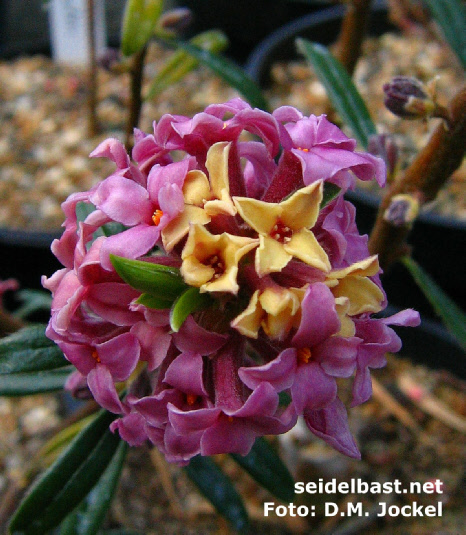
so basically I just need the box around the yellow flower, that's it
[161,142,236,251]
[326,255,384,315]
[233,181,330,277]
[180,224,258,294]
[231,286,306,340]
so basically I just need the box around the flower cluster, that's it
[43,99,419,463]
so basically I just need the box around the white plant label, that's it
[48,0,107,65]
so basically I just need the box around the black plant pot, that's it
[244,1,466,319]
[0,228,62,291]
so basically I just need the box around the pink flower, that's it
[43,99,419,463]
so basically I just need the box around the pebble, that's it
[0,34,464,232]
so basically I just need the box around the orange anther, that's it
[297,347,312,364]
[186,393,198,406]
[91,349,101,363]
[152,209,164,226]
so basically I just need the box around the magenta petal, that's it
[90,174,153,225]
[87,365,126,414]
[173,316,228,355]
[304,397,360,458]
[87,283,141,326]
[351,365,372,407]
[382,309,421,327]
[147,158,193,200]
[131,322,171,371]
[110,412,148,446]
[164,424,202,462]
[168,404,221,435]
[239,348,297,392]
[292,362,337,413]
[292,283,341,348]
[315,337,360,378]
[100,225,161,270]
[97,332,140,382]
[163,352,207,396]
[200,418,256,456]
[133,390,184,427]
[231,382,279,419]
[90,138,130,169]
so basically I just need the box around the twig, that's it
[368,85,466,269]
[87,0,99,137]
[371,376,425,435]
[397,373,466,433]
[125,47,148,151]
[334,0,373,76]
[149,447,184,518]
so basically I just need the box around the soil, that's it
[0,32,464,232]
[0,354,464,534]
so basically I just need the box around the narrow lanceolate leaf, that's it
[146,30,229,100]
[0,324,67,374]
[184,456,249,534]
[296,39,377,148]
[170,287,213,332]
[14,290,52,319]
[231,437,295,502]
[401,256,466,350]
[321,183,341,209]
[9,410,120,535]
[172,39,270,111]
[0,368,73,396]
[110,255,187,300]
[423,0,466,69]
[121,0,164,56]
[59,441,128,535]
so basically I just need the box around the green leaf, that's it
[0,325,67,375]
[321,182,341,209]
[121,0,164,56]
[9,410,120,535]
[14,290,52,319]
[231,437,295,502]
[170,39,270,111]
[296,39,377,148]
[169,287,213,332]
[110,255,187,300]
[401,256,466,350]
[0,368,73,396]
[184,456,249,534]
[146,30,229,100]
[59,441,128,535]
[135,293,174,309]
[423,0,466,69]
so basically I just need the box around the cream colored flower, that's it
[233,181,330,276]
[231,285,306,340]
[162,142,236,251]
[180,224,258,294]
[326,255,384,315]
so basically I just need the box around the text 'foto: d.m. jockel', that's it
[42,98,420,463]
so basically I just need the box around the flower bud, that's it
[158,8,193,35]
[383,76,435,119]
[383,194,420,226]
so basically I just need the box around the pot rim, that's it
[0,227,62,248]
[244,0,465,230]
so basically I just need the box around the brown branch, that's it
[368,85,466,269]
[334,0,373,76]
[125,47,148,151]
[87,0,99,137]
